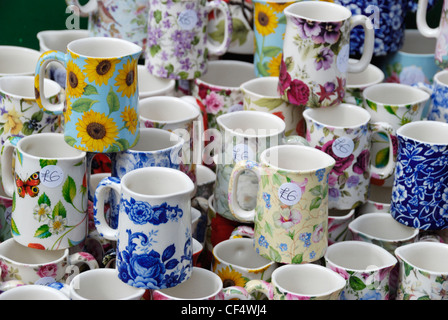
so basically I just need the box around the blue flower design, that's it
[315,168,325,182]
[122,199,183,225]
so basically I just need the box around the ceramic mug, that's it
[151,266,250,300]
[245,263,346,300]
[324,240,397,300]
[145,0,232,80]
[93,167,195,289]
[69,268,146,300]
[0,238,98,285]
[0,188,13,242]
[395,241,448,300]
[252,0,298,77]
[34,37,142,153]
[362,83,430,187]
[345,59,384,106]
[0,284,70,300]
[240,76,306,137]
[417,0,448,69]
[0,45,41,77]
[0,76,63,146]
[139,96,203,189]
[212,237,278,290]
[1,133,88,250]
[191,60,255,130]
[328,208,355,245]
[390,120,448,230]
[419,70,448,122]
[195,164,216,200]
[303,103,396,210]
[348,212,419,255]
[228,144,335,264]
[66,0,148,52]
[212,110,286,223]
[278,1,374,107]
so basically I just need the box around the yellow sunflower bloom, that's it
[64,99,72,123]
[267,1,291,13]
[114,59,137,98]
[76,109,119,152]
[66,60,87,98]
[267,53,282,76]
[254,3,278,37]
[2,107,23,135]
[120,105,138,134]
[216,266,246,287]
[84,58,119,86]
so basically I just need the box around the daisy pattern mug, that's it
[34,37,142,153]
[278,1,374,108]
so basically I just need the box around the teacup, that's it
[69,268,146,300]
[0,238,98,285]
[245,263,346,300]
[0,45,41,77]
[324,240,398,300]
[420,70,448,122]
[395,242,448,300]
[195,164,216,200]
[151,267,250,300]
[345,59,384,106]
[212,238,278,290]
[138,65,175,99]
[328,209,355,245]
[357,185,392,214]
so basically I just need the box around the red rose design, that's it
[353,149,370,175]
[278,57,291,95]
[317,139,354,176]
[287,79,310,106]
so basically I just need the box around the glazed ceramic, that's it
[0,238,98,285]
[212,110,286,223]
[138,65,175,99]
[395,242,448,300]
[345,59,384,106]
[421,70,448,122]
[93,167,195,289]
[390,121,448,230]
[1,133,88,250]
[212,238,278,290]
[69,268,145,300]
[357,185,392,214]
[0,188,13,242]
[146,0,232,80]
[66,0,148,51]
[324,241,397,300]
[278,1,374,107]
[328,208,355,245]
[348,212,419,255]
[139,96,202,189]
[191,60,255,130]
[195,164,216,200]
[381,29,438,87]
[245,264,346,300]
[303,104,395,210]
[0,76,63,146]
[241,76,306,137]
[0,45,41,77]
[252,0,298,77]
[417,0,448,69]
[152,266,250,300]
[362,83,430,187]
[228,145,335,264]
[34,37,142,153]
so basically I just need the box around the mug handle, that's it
[65,251,100,285]
[416,0,440,38]
[0,137,21,197]
[369,122,396,180]
[222,286,253,300]
[93,176,121,241]
[205,0,233,56]
[244,280,273,300]
[347,15,375,73]
[35,50,67,115]
[228,160,262,223]
[66,0,98,17]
